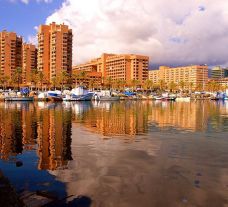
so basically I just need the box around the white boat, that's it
[47,90,63,101]
[93,90,120,101]
[63,87,94,101]
[176,97,191,102]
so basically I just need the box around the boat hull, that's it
[94,96,120,101]
[64,93,94,101]
[4,97,34,101]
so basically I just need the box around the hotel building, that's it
[22,43,37,84]
[149,65,208,89]
[0,30,22,80]
[73,53,149,84]
[37,22,73,82]
[211,66,228,79]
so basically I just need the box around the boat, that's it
[4,96,34,101]
[176,97,191,102]
[47,90,63,101]
[93,90,120,101]
[63,87,94,101]
[165,97,176,101]
[210,96,220,101]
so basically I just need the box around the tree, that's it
[144,79,153,90]
[178,81,185,91]
[59,71,69,90]
[131,79,140,90]
[168,81,177,92]
[189,82,194,92]
[38,71,44,91]
[159,79,166,91]
[0,74,9,90]
[12,67,22,91]
[105,77,113,89]
[31,69,39,90]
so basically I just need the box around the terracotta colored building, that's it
[22,43,37,85]
[37,22,73,83]
[0,30,22,80]
[72,70,102,88]
[149,65,208,89]
[73,53,149,84]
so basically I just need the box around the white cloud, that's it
[27,35,38,46]
[45,0,228,67]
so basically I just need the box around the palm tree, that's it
[31,69,39,90]
[12,67,22,91]
[38,71,44,91]
[105,77,113,89]
[78,71,87,86]
[59,71,69,91]
[178,80,185,91]
[189,82,194,93]
[159,79,166,91]
[144,79,153,90]
[168,81,177,92]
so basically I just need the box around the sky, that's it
[1,0,228,68]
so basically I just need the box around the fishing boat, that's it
[93,90,120,101]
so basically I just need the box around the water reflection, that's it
[0,101,228,206]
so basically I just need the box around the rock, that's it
[16,161,23,167]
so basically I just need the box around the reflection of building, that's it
[0,103,24,160]
[0,102,72,170]
[22,43,37,84]
[73,53,149,84]
[37,104,72,170]
[149,65,208,88]
[73,102,148,136]
[37,22,73,82]
[0,30,22,79]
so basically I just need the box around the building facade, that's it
[72,70,102,88]
[0,30,22,80]
[73,53,149,85]
[211,66,228,79]
[22,43,37,85]
[148,65,208,89]
[37,22,73,83]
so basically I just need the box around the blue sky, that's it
[0,0,63,41]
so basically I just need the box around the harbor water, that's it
[0,100,228,206]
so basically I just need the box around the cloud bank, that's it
[45,0,228,67]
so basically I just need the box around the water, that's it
[0,101,228,206]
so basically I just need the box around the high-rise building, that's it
[211,66,228,79]
[0,30,22,80]
[148,65,208,89]
[22,43,37,84]
[37,22,73,82]
[73,53,149,84]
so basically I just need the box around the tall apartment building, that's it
[73,53,149,84]
[37,22,73,82]
[22,43,37,84]
[148,65,208,89]
[211,66,228,79]
[0,30,22,79]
